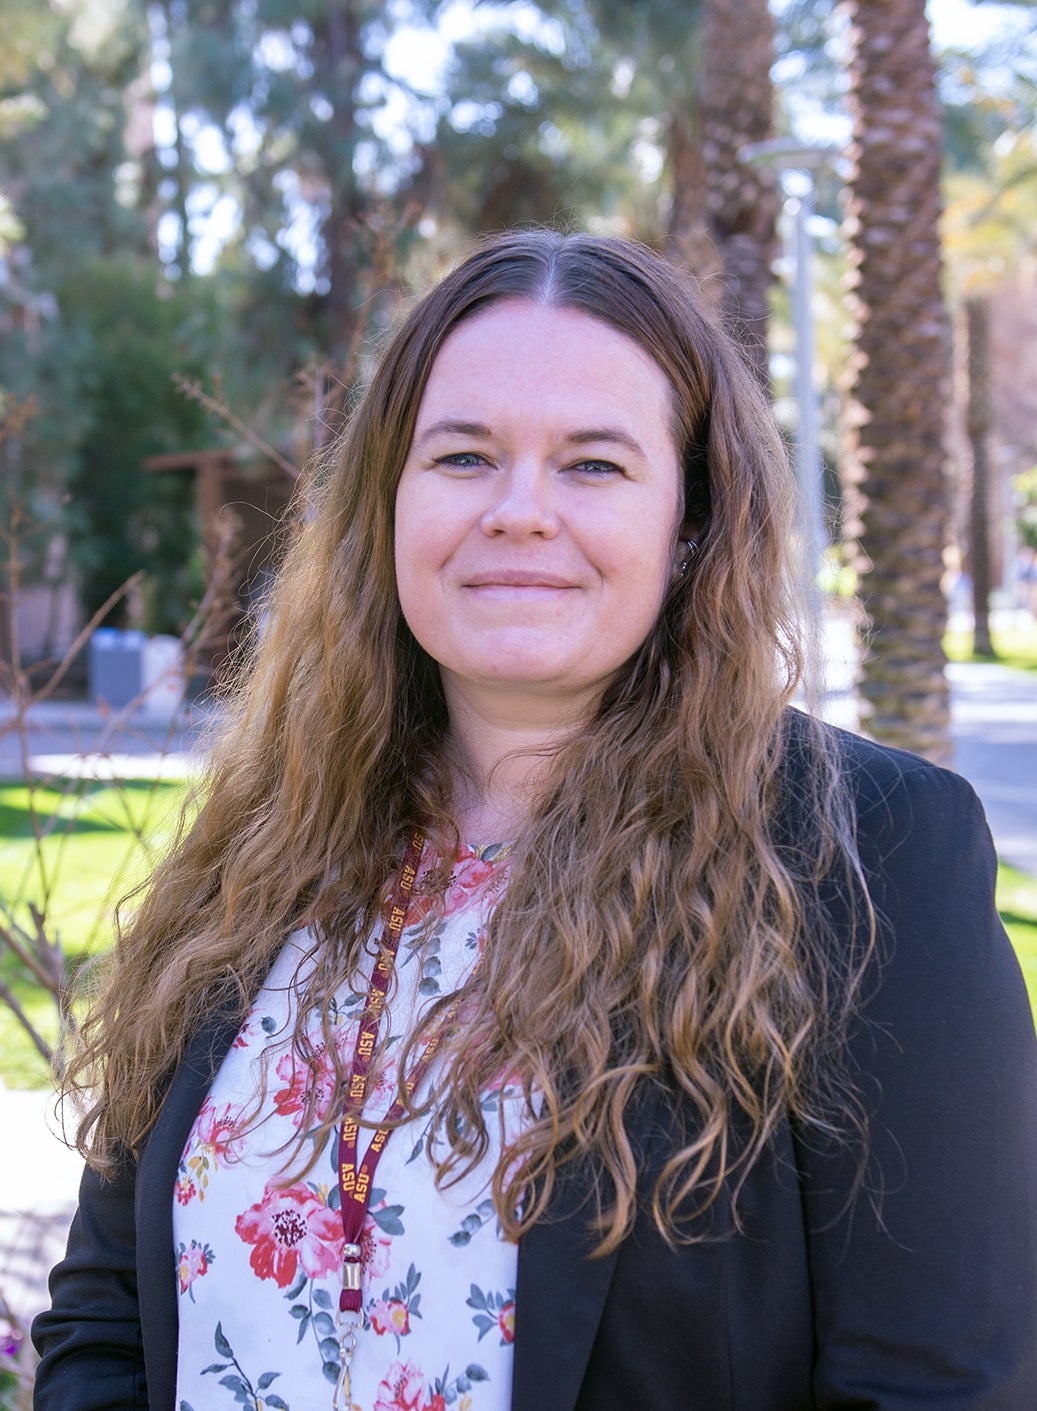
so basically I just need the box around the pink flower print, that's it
[176,1239,213,1299]
[498,1300,515,1344]
[485,1063,524,1096]
[367,1050,402,1112]
[369,1298,410,1338]
[181,1100,246,1199]
[234,1181,343,1288]
[192,1100,245,1165]
[422,1398,446,1411]
[272,1044,336,1126]
[468,1282,516,1344]
[231,1014,261,1049]
[373,1360,426,1411]
[174,1171,196,1205]
[401,887,436,929]
[441,852,495,917]
[360,1210,393,1280]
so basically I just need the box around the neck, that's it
[441,681,591,843]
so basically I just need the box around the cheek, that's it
[393,493,422,630]
[394,525,425,629]
[394,494,451,655]
[394,555,435,664]
[394,471,460,569]
[608,513,678,596]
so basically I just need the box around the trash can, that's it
[89,630,186,718]
[89,628,147,708]
[140,634,186,719]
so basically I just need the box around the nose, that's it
[479,462,560,538]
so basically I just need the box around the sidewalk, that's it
[0,1088,84,1356]
[812,615,1037,876]
[948,661,1037,877]
[0,695,214,781]
[2,656,1037,1348]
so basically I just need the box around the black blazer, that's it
[33,725,1037,1409]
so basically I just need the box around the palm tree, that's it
[696,0,778,387]
[841,0,953,763]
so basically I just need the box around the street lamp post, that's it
[739,138,842,711]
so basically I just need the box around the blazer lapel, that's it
[136,1010,243,1411]
[512,1083,664,1411]
[512,1180,620,1411]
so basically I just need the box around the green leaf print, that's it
[201,1323,289,1410]
[448,1197,496,1246]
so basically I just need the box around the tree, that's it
[841,0,953,763]
[59,261,214,629]
[159,0,439,368]
[0,0,158,592]
[940,13,1037,640]
[431,0,704,242]
[693,0,778,385]
[433,0,777,375]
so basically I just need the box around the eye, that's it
[569,458,624,479]
[433,451,490,472]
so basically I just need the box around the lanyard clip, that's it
[333,1311,360,1411]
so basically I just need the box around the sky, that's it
[928,0,1034,47]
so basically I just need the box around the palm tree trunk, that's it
[666,0,777,388]
[666,108,722,291]
[699,0,778,388]
[841,0,953,763]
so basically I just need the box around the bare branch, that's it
[173,376,301,480]
[0,975,53,1065]
[0,901,70,1000]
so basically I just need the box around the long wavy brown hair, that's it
[68,230,872,1250]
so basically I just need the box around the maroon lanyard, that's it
[336,828,425,1316]
[335,831,482,1244]
[332,831,482,1408]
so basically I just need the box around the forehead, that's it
[416,299,677,431]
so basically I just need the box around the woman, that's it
[35,230,1037,1409]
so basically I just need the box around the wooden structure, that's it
[143,449,296,677]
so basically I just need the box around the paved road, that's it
[949,661,1037,877]
[0,696,212,781]
[814,620,1037,877]
[2,658,1036,1350]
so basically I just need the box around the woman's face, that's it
[394,299,685,721]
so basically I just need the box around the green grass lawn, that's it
[1,780,1036,1088]
[945,619,1037,674]
[998,863,1037,1015]
[0,776,191,1086]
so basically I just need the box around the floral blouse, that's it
[173,841,523,1411]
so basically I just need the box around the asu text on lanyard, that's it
[332,831,477,1409]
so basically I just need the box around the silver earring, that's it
[678,539,699,575]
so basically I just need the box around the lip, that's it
[462,570,577,589]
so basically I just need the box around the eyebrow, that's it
[414,420,647,455]
[565,427,645,455]
[415,419,494,445]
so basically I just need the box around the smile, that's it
[462,571,577,590]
